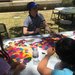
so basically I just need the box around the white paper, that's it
[47,53,61,69]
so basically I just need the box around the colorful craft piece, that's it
[5,34,64,63]
[36,37,54,50]
[6,40,32,64]
[35,34,64,50]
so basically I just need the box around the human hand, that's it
[17,63,26,71]
[13,63,26,75]
[11,62,20,69]
[45,26,56,35]
[34,28,40,33]
[28,31,35,34]
[47,47,55,57]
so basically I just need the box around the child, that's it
[23,2,54,36]
[37,37,75,75]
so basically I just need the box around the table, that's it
[55,7,75,14]
[3,34,61,75]
[51,7,70,23]
[59,31,75,40]
[55,7,67,11]
[55,7,75,22]
[3,32,74,75]
[61,7,75,15]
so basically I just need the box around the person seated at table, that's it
[0,34,26,75]
[37,37,75,75]
[23,2,53,36]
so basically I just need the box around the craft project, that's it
[6,39,32,64]
[5,34,64,63]
[35,34,64,50]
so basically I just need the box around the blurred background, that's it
[0,0,74,38]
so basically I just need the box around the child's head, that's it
[27,2,38,11]
[55,37,75,65]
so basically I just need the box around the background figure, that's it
[23,2,52,36]
[37,37,75,75]
[0,34,25,75]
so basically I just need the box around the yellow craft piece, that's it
[13,59,17,62]
[25,54,32,58]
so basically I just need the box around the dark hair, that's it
[0,34,11,63]
[55,37,75,66]
[27,2,38,10]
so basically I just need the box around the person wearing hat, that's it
[23,2,52,36]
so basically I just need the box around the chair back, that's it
[0,34,11,63]
[0,23,9,39]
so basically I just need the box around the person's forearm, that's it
[35,28,40,33]
[37,55,51,75]
[43,21,53,33]
[27,29,40,34]
[23,27,35,35]
[23,31,34,35]
[43,21,55,34]
[27,31,34,34]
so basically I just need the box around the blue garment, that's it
[52,68,73,75]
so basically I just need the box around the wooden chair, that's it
[0,34,11,63]
[0,23,9,39]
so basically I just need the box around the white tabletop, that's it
[3,34,60,75]
[55,7,67,11]
[19,32,75,75]
[20,49,60,75]
[60,31,75,39]
[55,7,75,14]
[61,7,75,14]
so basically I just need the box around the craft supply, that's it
[32,47,39,65]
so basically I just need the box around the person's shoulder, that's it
[52,69,64,75]
[24,15,31,22]
[63,68,73,75]
[26,15,31,19]
[52,68,73,75]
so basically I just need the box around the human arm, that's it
[37,47,55,75]
[23,16,36,35]
[34,28,40,33]
[42,21,55,34]
[23,16,40,35]
[23,26,40,35]
[23,26,35,35]
[39,13,55,34]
